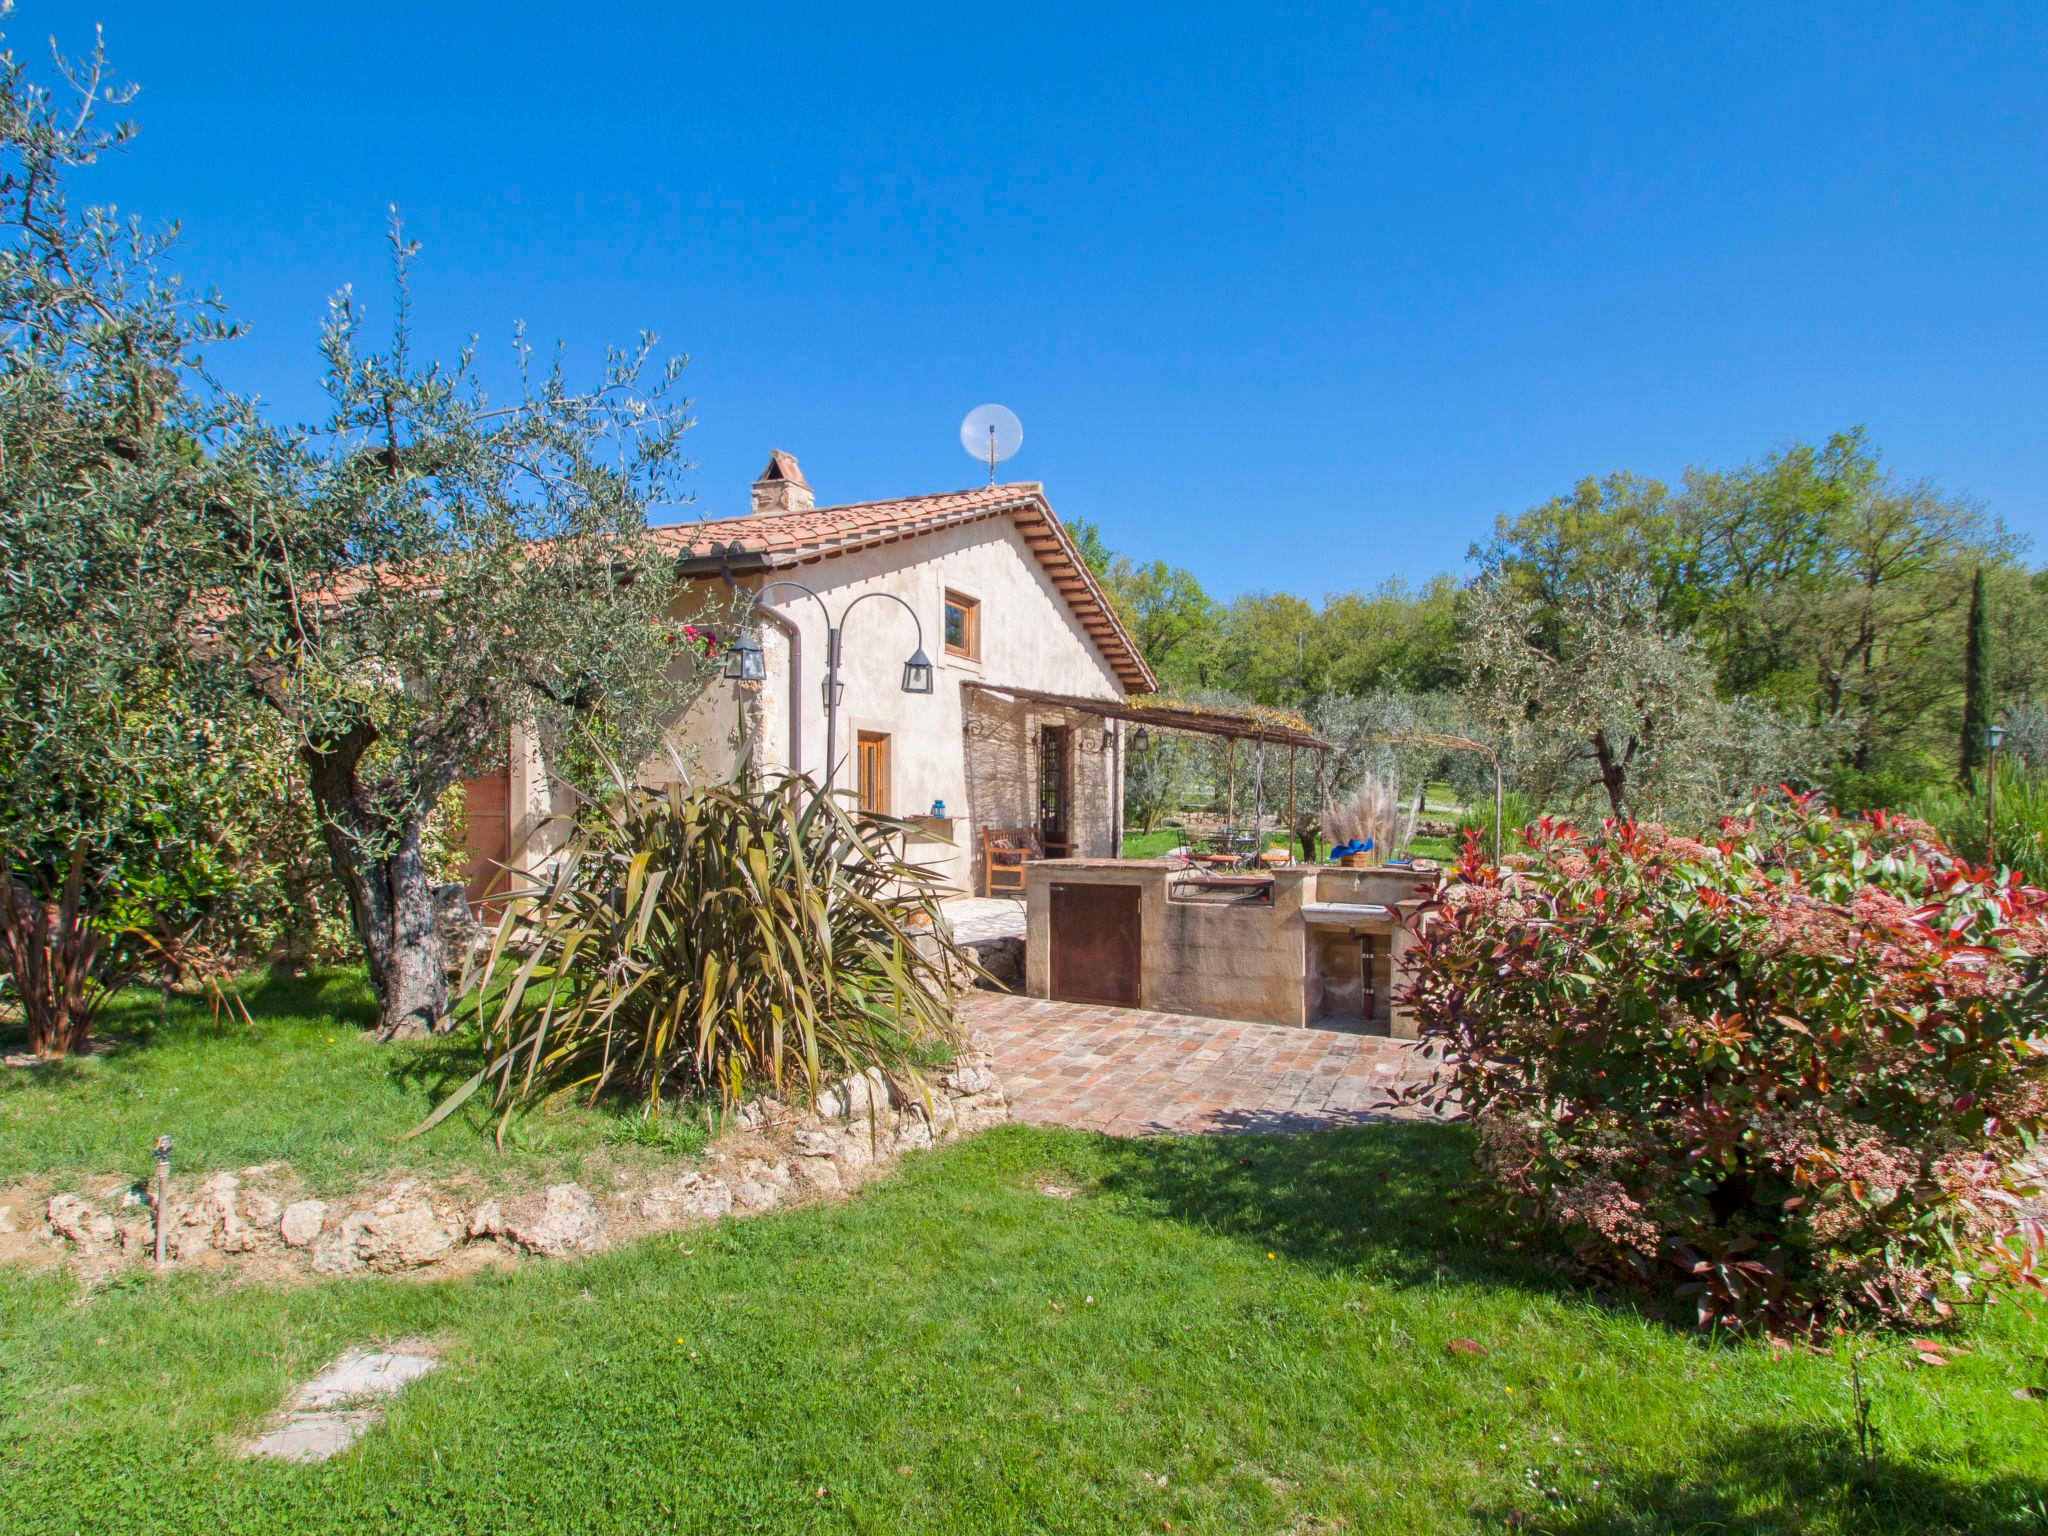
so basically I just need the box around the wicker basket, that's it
[1337,851,1373,869]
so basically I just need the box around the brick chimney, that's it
[750,449,814,514]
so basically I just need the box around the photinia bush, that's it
[1400,790,2048,1331]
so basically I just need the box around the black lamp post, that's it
[723,579,933,788]
[1986,722,2006,862]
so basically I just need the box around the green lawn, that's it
[0,971,710,1197]
[3,1119,2044,1534]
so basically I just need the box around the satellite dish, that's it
[960,404,1022,485]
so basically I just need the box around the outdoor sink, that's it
[1300,901,1394,926]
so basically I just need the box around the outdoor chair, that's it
[981,827,1046,898]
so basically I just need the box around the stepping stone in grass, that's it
[241,1343,439,1463]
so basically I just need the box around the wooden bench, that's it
[981,827,1046,897]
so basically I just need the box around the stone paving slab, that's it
[242,1344,440,1462]
[961,993,1447,1136]
[941,897,1027,944]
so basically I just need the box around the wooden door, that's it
[1037,723,1071,854]
[856,731,890,815]
[460,767,512,915]
[1050,882,1140,1007]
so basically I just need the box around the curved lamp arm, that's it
[836,588,928,652]
[748,577,834,633]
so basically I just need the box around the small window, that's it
[943,590,981,660]
[856,731,890,815]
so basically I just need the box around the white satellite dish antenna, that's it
[960,404,1022,485]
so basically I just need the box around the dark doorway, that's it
[1038,723,1072,855]
[1050,882,1141,1006]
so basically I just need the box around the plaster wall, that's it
[499,509,1131,893]
[664,515,1129,892]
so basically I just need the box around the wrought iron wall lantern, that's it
[722,629,768,682]
[902,648,935,695]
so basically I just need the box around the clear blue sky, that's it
[66,1,2048,598]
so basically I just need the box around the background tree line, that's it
[1077,427,2048,839]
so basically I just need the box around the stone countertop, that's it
[1032,858,1182,870]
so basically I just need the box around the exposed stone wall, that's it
[1145,874,1312,1027]
[1313,865,1436,1038]
[1022,863,1315,1027]
[962,689,1119,891]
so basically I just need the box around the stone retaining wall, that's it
[9,1047,1010,1285]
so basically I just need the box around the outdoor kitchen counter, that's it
[1024,860,1429,1036]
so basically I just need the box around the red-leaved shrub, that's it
[1401,791,2048,1331]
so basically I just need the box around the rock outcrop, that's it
[46,1194,115,1247]
[279,1200,328,1248]
[637,1171,735,1225]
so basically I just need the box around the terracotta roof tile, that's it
[653,484,1030,561]
[654,484,1155,692]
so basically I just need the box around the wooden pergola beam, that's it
[962,681,1331,752]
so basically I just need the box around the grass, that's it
[1422,779,1465,817]
[0,970,717,1197]
[3,1121,2045,1534]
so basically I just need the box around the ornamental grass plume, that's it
[1325,777,1399,856]
[1398,790,2048,1332]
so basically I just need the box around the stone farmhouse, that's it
[458,451,1157,899]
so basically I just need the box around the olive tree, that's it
[233,229,728,1038]
[1462,575,1829,824]
[0,21,253,1056]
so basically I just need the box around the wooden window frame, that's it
[942,588,981,661]
[855,730,891,816]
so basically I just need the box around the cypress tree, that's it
[1959,566,1989,786]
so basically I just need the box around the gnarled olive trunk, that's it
[303,731,451,1040]
[1590,724,1638,820]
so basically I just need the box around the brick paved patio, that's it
[960,992,1445,1136]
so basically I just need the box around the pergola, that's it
[960,682,1333,859]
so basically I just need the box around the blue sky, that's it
[66,1,2048,598]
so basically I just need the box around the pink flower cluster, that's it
[659,622,723,659]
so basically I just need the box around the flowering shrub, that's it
[660,621,724,660]
[1401,791,2048,1331]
